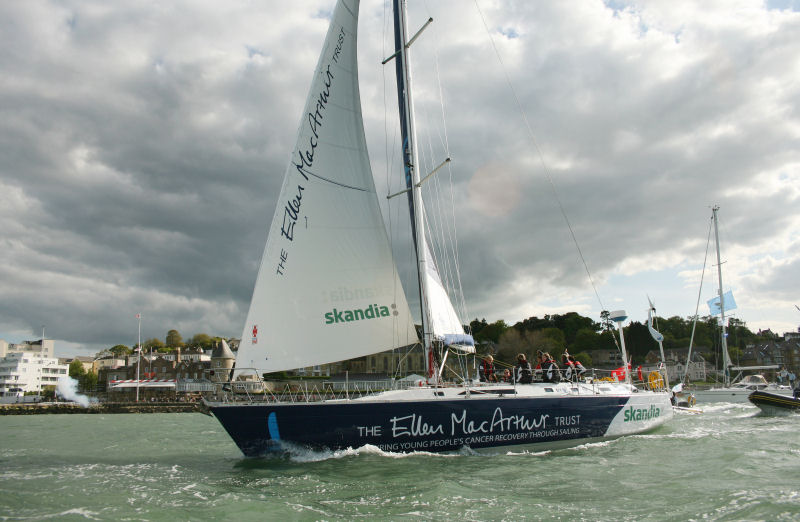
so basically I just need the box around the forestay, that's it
[234,0,418,374]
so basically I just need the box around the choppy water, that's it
[1,402,798,521]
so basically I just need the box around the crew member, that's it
[570,355,586,380]
[479,355,497,382]
[542,353,560,383]
[515,354,533,384]
[562,352,574,381]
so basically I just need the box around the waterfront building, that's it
[0,351,68,400]
[0,339,55,358]
[102,350,216,399]
[210,340,235,383]
[589,349,624,367]
[94,356,127,372]
[641,348,709,382]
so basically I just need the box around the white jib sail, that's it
[235,0,418,374]
[422,237,474,353]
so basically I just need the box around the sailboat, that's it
[691,206,790,403]
[204,0,672,456]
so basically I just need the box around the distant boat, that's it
[748,390,800,415]
[693,374,792,403]
[204,0,672,456]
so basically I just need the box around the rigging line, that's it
[472,0,606,313]
[426,6,471,321]
[419,0,470,321]
[685,215,714,383]
[420,113,455,298]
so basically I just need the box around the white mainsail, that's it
[235,0,418,374]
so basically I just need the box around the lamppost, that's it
[136,313,141,402]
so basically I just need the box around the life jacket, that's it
[563,360,574,379]
[480,360,495,381]
[516,361,532,383]
[544,360,560,382]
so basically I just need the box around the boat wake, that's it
[272,443,462,463]
[699,402,756,414]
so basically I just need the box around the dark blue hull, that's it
[208,394,657,456]
[748,390,800,414]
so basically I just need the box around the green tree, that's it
[514,315,555,332]
[189,333,214,350]
[41,386,56,400]
[143,338,165,351]
[495,328,536,363]
[109,344,131,357]
[81,371,98,392]
[599,310,614,332]
[571,351,593,367]
[469,319,488,338]
[165,329,183,348]
[570,328,600,353]
[474,320,508,344]
[68,359,86,379]
[552,312,598,345]
[622,321,659,361]
[523,329,565,356]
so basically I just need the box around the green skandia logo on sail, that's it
[324,303,393,324]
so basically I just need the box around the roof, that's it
[211,339,235,360]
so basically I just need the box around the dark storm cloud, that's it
[1,0,798,354]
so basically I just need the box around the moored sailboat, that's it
[204,0,672,456]
[690,207,791,403]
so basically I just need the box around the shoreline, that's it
[0,401,204,415]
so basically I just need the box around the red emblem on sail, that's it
[252,325,258,344]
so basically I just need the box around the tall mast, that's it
[392,0,432,373]
[712,206,731,386]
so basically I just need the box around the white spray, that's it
[56,377,96,407]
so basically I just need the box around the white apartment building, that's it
[0,351,68,399]
[0,339,55,358]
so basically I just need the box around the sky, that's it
[1,0,799,357]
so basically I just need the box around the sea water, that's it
[1,403,798,521]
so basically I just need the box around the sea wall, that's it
[0,402,203,415]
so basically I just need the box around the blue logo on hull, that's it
[267,412,281,441]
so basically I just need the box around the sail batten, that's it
[234,0,418,374]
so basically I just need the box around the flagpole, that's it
[136,313,141,402]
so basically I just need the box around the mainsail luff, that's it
[234,0,418,374]
[392,0,434,376]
